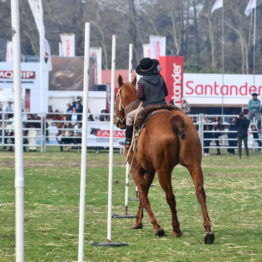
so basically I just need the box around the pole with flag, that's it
[211,0,224,115]
[245,0,257,84]
[28,0,52,113]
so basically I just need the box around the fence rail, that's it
[0,111,261,154]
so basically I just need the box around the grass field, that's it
[0,149,262,262]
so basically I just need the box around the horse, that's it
[114,75,215,244]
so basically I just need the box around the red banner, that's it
[159,56,184,105]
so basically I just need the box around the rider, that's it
[124,57,168,147]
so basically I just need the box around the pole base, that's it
[112,214,137,219]
[128,198,139,201]
[91,241,128,247]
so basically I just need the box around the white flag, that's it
[6,41,12,63]
[211,0,223,13]
[60,33,75,57]
[149,35,166,60]
[143,43,151,58]
[90,47,102,85]
[27,0,45,35]
[44,39,52,71]
[245,0,256,16]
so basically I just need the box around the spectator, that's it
[181,99,191,114]
[70,107,78,126]
[213,117,222,155]
[235,112,250,158]
[76,99,83,121]
[227,117,238,155]
[88,108,94,121]
[247,92,261,129]
[99,109,110,121]
[5,101,13,119]
[203,123,213,156]
[250,124,262,151]
[73,122,82,151]
[66,102,73,120]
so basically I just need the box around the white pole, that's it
[221,4,225,116]
[128,44,133,82]
[78,22,90,262]
[107,35,116,242]
[39,1,45,113]
[125,43,133,213]
[11,0,24,261]
[252,6,257,85]
[124,164,130,214]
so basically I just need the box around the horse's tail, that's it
[170,114,186,139]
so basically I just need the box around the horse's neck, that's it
[124,86,137,107]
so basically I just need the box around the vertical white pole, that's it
[128,44,133,82]
[39,2,45,113]
[107,35,116,242]
[11,0,24,261]
[125,43,133,213]
[78,22,90,262]
[221,5,225,115]
[252,6,257,85]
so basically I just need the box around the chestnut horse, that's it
[114,75,215,244]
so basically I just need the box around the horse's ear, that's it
[118,75,123,87]
[132,76,137,86]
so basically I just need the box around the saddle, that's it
[129,103,180,153]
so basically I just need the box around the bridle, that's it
[114,85,126,128]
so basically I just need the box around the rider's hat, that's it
[136,57,157,76]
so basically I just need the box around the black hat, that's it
[252,92,258,96]
[136,57,157,76]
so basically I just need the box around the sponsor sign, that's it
[184,73,262,105]
[159,56,184,106]
[149,35,166,59]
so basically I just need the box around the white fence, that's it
[0,111,261,153]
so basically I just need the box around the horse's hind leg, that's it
[131,169,164,237]
[187,165,215,244]
[132,171,155,229]
[157,171,182,237]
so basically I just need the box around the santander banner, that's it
[184,73,262,105]
[159,56,184,105]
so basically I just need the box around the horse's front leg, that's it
[131,168,164,237]
[187,165,215,244]
[132,171,155,230]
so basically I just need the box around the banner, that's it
[245,0,256,16]
[149,35,166,60]
[90,47,102,85]
[60,33,75,57]
[159,56,184,106]
[5,41,12,63]
[211,0,223,13]
[143,43,151,58]
[28,0,52,71]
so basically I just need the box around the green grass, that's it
[0,150,262,261]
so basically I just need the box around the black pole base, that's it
[91,241,128,247]
[112,214,137,219]
[128,198,139,201]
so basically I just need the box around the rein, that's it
[115,86,126,128]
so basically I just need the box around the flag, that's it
[28,0,52,71]
[60,33,75,57]
[211,0,223,13]
[143,43,151,58]
[90,47,102,85]
[44,39,52,71]
[245,0,256,16]
[5,41,12,63]
[149,35,166,60]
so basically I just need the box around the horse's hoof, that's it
[155,229,165,237]
[173,231,182,237]
[204,232,215,244]
[132,223,143,229]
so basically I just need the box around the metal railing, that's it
[0,111,261,153]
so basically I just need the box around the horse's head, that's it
[114,74,137,129]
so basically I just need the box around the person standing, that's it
[247,92,261,129]
[76,99,83,121]
[235,112,250,158]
